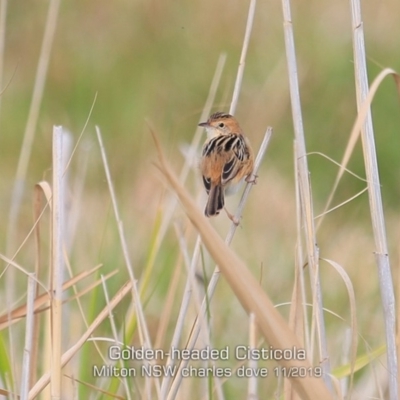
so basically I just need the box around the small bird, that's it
[199,112,255,221]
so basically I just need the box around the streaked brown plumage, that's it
[199,112,254,219]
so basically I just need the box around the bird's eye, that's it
[218,122,225,128]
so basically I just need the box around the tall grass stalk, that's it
[285,146,308,400]
[349,1,398,399]
[50,126,64,399]
[95,126,160,397]
[229,0,256,115]
[247,313,257,399]
[0,0,7,117]
[94,126,151,319]
[20,274,35,400]
[281,0,331,390]
[100,276,132,400]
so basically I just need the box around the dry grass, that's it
[1,0,400,399]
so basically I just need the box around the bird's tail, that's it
[205,185,224,217]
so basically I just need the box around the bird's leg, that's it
[245,173,258,184]
[224,207,240,226]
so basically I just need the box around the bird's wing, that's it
[221,135,246,185]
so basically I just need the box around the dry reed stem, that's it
[285,153,305,400]
[158,234,203,399]
[100,276,133,400]
[20,274,36,400]
[173,226,214,362]
[247,313,257,399]
[50,126,64,399]
[96,127,160,396]
[398,243,400,400]
[350,2,399,399]
[229,0,256,115]
[151,130,333,400]
[293,144,308,349]
[0,0,7,116]
[281,0,331,389]
[159,234,208,398]
[31,181,52,387]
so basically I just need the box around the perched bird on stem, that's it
[199,112,255,223]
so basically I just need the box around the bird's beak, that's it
[198,122,209,128]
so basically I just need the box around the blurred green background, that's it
[0,0,400,396]
[1,0,400,204]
